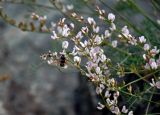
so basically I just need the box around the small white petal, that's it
[144,44,150,51]
[143,54,147,60]
[139,36,146,43]
[105,90,111,98]
[149,59,158,69]
[122,26,129,36]
[128,111,133,115]
[96,67,101,74]
[94,35,102,45]
[122,106,128,113]
[112,40,118,48]
[110,23,116,31]
[108,13,115,22]
[93,26,100,33]
[74,56,81,64]
[87,17,96,25]
[104,30,111,38]
[100,54,106,62]
[70,23,74,29]
[156,81,160,89]
[51,31,59,40]
[62,41,69,49]
[96,87,102,94]
[97,102,105,110]
[66,4,74,10]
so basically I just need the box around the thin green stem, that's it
[101,41,132,56]
[127,0,160,30]
[0,0,56,10]
[121,69,160,89]
[99,0,144,36]
[145,88,155,115]
[120,89,160,105]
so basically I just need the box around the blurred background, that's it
[0,0,102,115]
[0,0,160,115]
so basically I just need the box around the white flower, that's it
[122,26,129,36]
[110,106,120,115]
[80,41,87,48]
[122,106,128,113]
[66,4,74,10]
[94,35,102,45]
[80,43,85,48]
[90,47,101,58]
[112,40,118,48]
[104,30,111,38]
[57,24,70,37]
[144,44,150,51]
[128,111,133,115]
[144,63,150,70]
[151,62,158,69]
[86,61,97,70]
[62,25,70,37]
[96,84,105,94]
[108,13,115,22]
[128,36,137,46]
[81,26,89,34]
[70,47,77,56]
[149,59,158,69]
[76,31,83,39]
[84,40,88,46]
[93,26,100,33]
[70,23,74,29]
[150,46,159,57]
[100,84,105,89]
[156,56,160,66]
[97,102,105,110]
[106,98,115,105]
[71,12,77,17]
[47,59,53,65]
[156,81,160,89]
[143,54,147,60]
[114,91,120,98]
[87,17,96,25]
[150,78,160,89]
[105,90,111,98]
[157,19,160,25]
[100,54,106,62]
[74,56,81,64]
[96,67,102,75]
[96,87,102,94]
[150,78,156,87]
[51,31,59,40]
[139,36,146,43]
[62,41,69,49]
[110,23,116,31]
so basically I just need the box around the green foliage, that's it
[141,19,160,46]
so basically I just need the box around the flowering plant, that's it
[1,0,160,114]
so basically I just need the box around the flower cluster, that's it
[1,0,160,114]
[143,45,160,70]
[40,6,160,115]
[118,25,160,70]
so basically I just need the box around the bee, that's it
[59,54,66,67]
[40,51,67,68]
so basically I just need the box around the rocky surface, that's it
[0,1,104,115]
[0,2,77,115]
